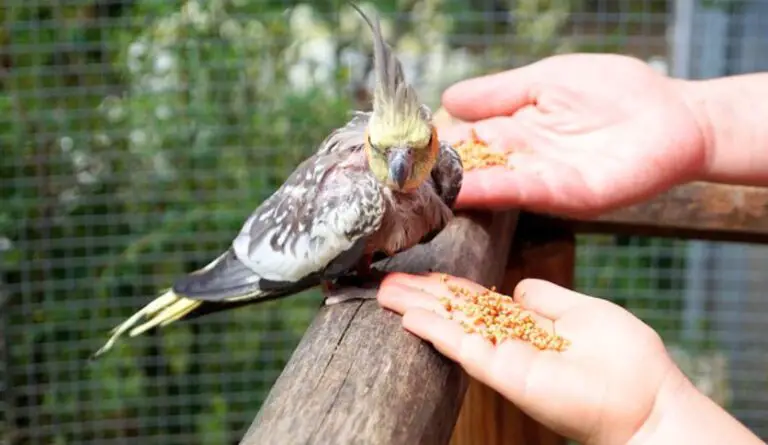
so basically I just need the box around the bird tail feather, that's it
[91,289,201,359]
[92,248,320,360]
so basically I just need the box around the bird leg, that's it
[320,280,340,295]
[322,280,363,306]
[355,253,375,279]
[323,254,386,305]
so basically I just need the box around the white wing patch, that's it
[233,229,346,283]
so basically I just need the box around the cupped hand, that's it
[377,272,689,445]
[439,53,708,218]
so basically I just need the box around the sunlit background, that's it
[1,0,767,444]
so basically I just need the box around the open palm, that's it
[377,272,685,445]
[438,53,707,218]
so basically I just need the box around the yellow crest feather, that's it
[349,2,430,147]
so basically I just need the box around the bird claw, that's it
[321,271,386,306]
[324,292,377,306]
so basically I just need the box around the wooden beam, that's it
[568,182,768,243]
[449,213,573,445]
[240,210,519,445]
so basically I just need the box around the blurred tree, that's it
[0,1,354,444]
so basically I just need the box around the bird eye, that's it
[367,136,385,154]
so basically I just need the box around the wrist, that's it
[624,364,695,445]
[626,358,763,445]
[674,72,768,186]
[673,78,717,183]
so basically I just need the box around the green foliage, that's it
[440,0,578,72]
[510,0,577,58]
[575,234,688,342]
[1,1,350,443]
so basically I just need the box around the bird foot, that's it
[345,269,388,287]
[321,270,387,306]
[324,292,377,306]
[321,280,339,295]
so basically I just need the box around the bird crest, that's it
[349,2,432,148]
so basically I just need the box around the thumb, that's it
[442,64,540,122]
[513,279,600,320]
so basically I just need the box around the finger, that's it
[405,307,572,423]
[455,168,533,210]
[382,272,492,301]
[381,271,443,289]
[387,273,555,331]
[437,116,533,152]
[379,272,453,297]
[404,304,559,409]
[454,155,604,218]
[442,66,541,121]
[513,279,597,320]
[402,308,495,381]
[437,118,595,214]
[377,274,444,315]
[435,123,473,145]
[436,112,621,217]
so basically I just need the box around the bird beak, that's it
[388,148,413,190]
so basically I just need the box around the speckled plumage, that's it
[92,3,463,358]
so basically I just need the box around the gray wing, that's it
[430,141,464,210]
[173,150,384,302]
[316,111,370,155]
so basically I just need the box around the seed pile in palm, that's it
[453,129,511,171]
[437,274,570,352]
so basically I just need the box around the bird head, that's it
[350,3,440,193]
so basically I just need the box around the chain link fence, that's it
[1,1,766,443]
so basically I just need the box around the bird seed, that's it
[453,129,511,171]
[436,274,570,352]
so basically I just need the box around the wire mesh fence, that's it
[1,0,766,444]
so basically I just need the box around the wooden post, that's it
[450,213,574,445]
[240,210,519,445]
[566,182,768,244]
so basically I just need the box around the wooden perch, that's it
[569,182,768,244]
[239,210,520,445]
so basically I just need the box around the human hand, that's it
[377,272,689,445]
[439,53,708,218]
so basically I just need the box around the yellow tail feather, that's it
[129,297,201,337]
[92,290,201,359]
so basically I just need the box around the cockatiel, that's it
[92,3,463,358]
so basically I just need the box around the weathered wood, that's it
[240,210,519,445]
[567,182,768,244]
[450,380,565,445]
[449,213,573,445]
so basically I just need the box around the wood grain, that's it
[239,210,519,445]
[568,182,768,244]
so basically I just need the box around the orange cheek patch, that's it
[429,126,440,158]
[423,126,442,171]
[406,129,440,191]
